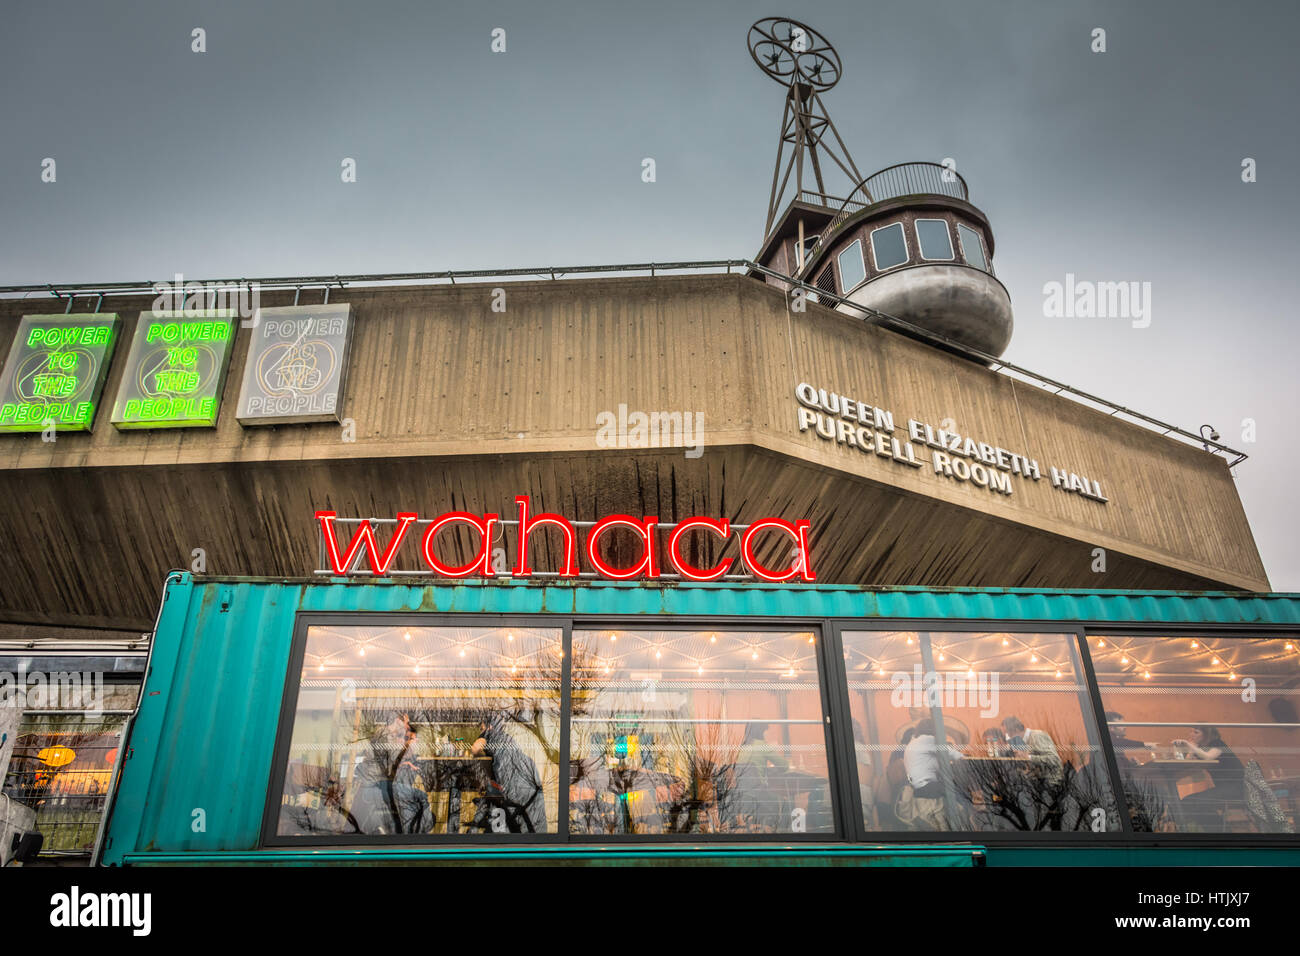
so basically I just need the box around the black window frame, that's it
[261,612,1300,850]
[261,613,844,847]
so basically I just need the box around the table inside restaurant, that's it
[414,756,493,833]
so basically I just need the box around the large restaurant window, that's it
[841,630,1118,834]
[1091,633,1299,835]
[568,627,831,836]
[274,624,563,838]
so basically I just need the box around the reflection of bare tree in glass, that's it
[566,663,748,835]
[953,723,1122,832]
[1116,771,1173,832]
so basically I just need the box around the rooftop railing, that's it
[0,258,1248,466]
[796,162,970,276]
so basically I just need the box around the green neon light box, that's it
[0,314,121,433]
[111,311,236,429]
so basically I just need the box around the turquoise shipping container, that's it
[98,575,1300,866]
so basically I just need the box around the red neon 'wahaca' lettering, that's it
[421,512,499,577]
[316,511,418,576]
[667,517,733,581]
[513,496,580,578]
[740,518,816,582]
[585,515,660,579]
[315,507,813,581]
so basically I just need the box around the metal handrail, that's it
[793,189,860,210]
[0,258,1249,467]
[798,162,971,276]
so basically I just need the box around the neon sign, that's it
[315,496,815,582]
[111,311,235,429]
[236,304,354,425]
[0,315,121,433]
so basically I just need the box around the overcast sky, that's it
[1,0,1296,588]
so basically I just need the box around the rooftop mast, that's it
[748,17,864,237]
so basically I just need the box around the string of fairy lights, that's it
[1087,636,1299,683]
[852,632,1075,680]
[847,632,1300,684]
[303,627,818,682]
[305,626,1299,687]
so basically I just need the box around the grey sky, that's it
[1,0,1296,588]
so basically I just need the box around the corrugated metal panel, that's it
[101,576,1300,863]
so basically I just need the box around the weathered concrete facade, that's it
[0,273,1267,630]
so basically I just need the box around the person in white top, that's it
[903,718,963,798]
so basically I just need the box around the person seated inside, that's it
[896,718,964,830]
[732,722,791,831]
[471,717,547,833]
[350,713,426,834]
[1171,725,1245,831]
[1001,716,1064,785]
[873,727,916,829]
[1105,711,1146,763]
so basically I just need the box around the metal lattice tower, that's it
[748,17,865,237]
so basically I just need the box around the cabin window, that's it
[568,626,833,836]
[957,224,988,271]
[870,222,909,271]
[841,629,1119,834]
[915,219,955,260]
[837,239,867,291]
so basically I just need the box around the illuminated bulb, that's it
[317,664,325,672]
[404,631,411,641]
[1097,640,1105,648]
[1055,669,1062,678]
[808,636,814,644]
[752,651,758,660]
[1286,643,1294,651]
[966,668,975,678]
[1211,657,1220,666]
[1144,671,1151,679]
[938,653,945,661]
[1120,655,1128,665]
[358,648,365,657]
[655,650,662,659]
[604,664,611,674]
[507,632,514,642]
[876,666,884,675]
[413,665,420,674]
[697,666,703,676]
[710,635,717,644]
[1002,638,1009,647]
[459,649,466,658]
[906,636,914,645]
[610,633,617,642]
[1229,672,1237,680]
[1030,654,1038,663]
[510,663,517,674]
[1191,641,1199,649]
